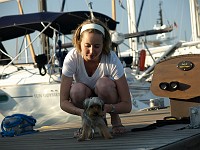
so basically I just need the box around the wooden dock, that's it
[1,108,200,150]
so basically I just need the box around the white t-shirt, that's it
[62,48,124,89]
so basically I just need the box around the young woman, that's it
[60,18,132,134]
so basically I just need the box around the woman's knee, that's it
[96,77,115,90]
[95,77,118,102]
[70,83,92,108]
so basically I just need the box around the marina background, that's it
[0,0,192,58]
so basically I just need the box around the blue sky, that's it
[0,0,191,35]
[0,0,191,57]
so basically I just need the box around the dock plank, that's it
[1,108,200,150]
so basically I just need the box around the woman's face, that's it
[80,32,103,62]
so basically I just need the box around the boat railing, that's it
[136,41,183,80]
[1,22,53,77]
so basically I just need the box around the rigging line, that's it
[17,34,26,54]
[122,42,135,53]
[60,0,66,12]
[136,0,145,32]
[41,22,71,41]
[132,0,148,33]
[41,22,72,45]
[84,0,94,19]
[0,49,13,59]
[1,22,53,75]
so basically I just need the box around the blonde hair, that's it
[72,19,112,55]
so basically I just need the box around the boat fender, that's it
[1,114,38,137]
[139,49,146,71]
[35,54,48,76]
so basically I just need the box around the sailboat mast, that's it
[158,1,163,26]
[189,0,199,41]
[127,0,137,65]
[38,0,49,59]
[111,0,116,20]
[38,0,47,12]
[17,0,36,63]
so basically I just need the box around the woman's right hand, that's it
[78,108,84,117]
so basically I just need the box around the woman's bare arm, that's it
[60,74,83,116]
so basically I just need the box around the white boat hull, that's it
[0,64,77,129]
[0,83,77,128]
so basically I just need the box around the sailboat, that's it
[146,1,177,47]
[121,0,200,79]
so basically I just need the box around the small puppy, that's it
[78,97,113,141]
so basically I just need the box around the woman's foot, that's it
[110,113,126,134]
[112,125,126,134]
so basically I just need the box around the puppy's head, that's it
[83,97,104,118]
